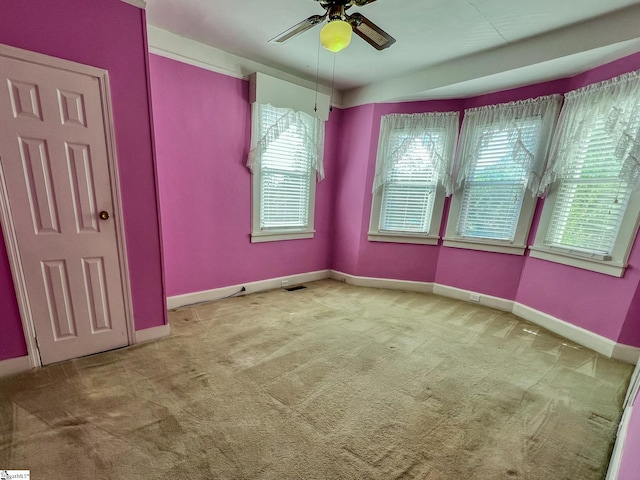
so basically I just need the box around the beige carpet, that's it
[0,280,633,479]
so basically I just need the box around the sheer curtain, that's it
[540,70,640,194]
[372,111,459,194]
[453,94,562,196]
[247,103,325,180]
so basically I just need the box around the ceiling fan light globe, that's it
[320,20,352,52]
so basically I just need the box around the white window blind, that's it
[457,120,539,241]
[539,71,640,258]
[372,112,459,237]
[380,133,441,233]
[544,117,634,257]
[247,103,324,234]
[260,107,312,229]
[452,95,561,243]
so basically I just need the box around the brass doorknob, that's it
[99,211,110,220]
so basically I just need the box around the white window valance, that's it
[453,94,562,196]
[540,70,640,194]
[247,103,325,180]
[372,111,459,194]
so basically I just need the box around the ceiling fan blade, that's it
[347,12,395,50]
[269,14,326,44]
[349,0,378,6]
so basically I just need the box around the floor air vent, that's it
[284,285,307,292]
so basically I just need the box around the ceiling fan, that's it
[269,0,396,52]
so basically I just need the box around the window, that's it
[444,95,561,254]
[369,112,459,245]
[532,72,640,276]
[247,103,324,243]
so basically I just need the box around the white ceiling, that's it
[146,0,640,106]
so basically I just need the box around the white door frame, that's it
[0,43,136,368]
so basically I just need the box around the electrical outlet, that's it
[470,293,481,302]
[281,280,289,287]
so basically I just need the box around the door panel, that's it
[0,53,129,365]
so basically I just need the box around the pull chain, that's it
[314,40,321,113]
[330,53,336,112]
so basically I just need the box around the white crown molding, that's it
[135,324,171,344]
[0,355,31,378]
[146,26,343,108]
[343,4,640,107]
[120,0,146,9]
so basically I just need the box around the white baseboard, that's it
[330,270,434,293]
[166,270,640,364]
[335,273,638,364]
[167,270,331,310]
[0,355,31,378]
[513,302,620,360]
[433,284,514,312]
[135,324,171,344]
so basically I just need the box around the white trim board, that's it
[433,284,514,312]
[167,270,331,310]
[330,270,434,294]
[606,404,634,480]
[0,356,31,378]
[135,324,170,344]
[146,26,343,108]
[511,302,638,362]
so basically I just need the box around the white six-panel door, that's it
[0,51,130,365]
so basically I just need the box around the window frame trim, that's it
[443,187,537,255]
[530,183,640,277]
[368,117,455,245]
[443,102,558,255]
[249,110,319,243]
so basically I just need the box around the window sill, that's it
[442,237,526,255]
[251,230,315,243]
[368,232,439,245]
[528,245,626,277]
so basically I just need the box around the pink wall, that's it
[0,0,167,361]
[332,104,376,275]
[432,79,567,299]
[149,55,336,296]
[621,279,640,345]
[147,47,640,347]
[435,249,525,299]
[0,240,26,360]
